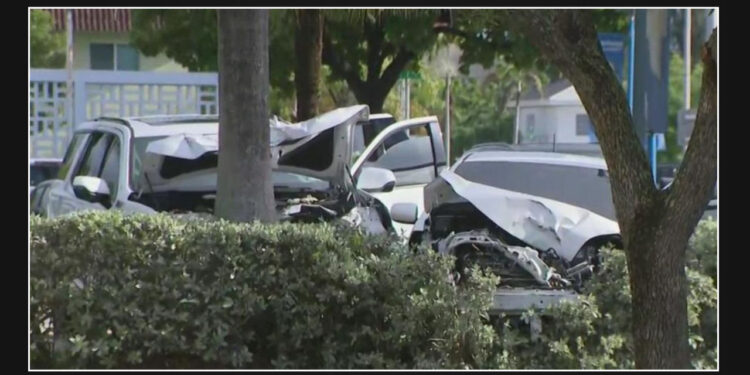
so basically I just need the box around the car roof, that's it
[83,113,397,138]
[30,158,63,164]
[461,150,608,170]
[78,115,219,138]
[369,113,394,120]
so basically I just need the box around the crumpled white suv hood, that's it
[439,170,620,261]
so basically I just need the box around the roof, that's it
[462,150,608,170]
[520,79,572,101]
[369,113,394,120]
[47,9,132,32]
[30,158,63,165]
[79,116,218,138]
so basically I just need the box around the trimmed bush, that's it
[30,212,717,369]
[30,211,498,369]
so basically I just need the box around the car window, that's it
[74,132,114,179]
[99,137,121,199]
[352,117,397,164]
[57,134,87,180]
[454,160,616,220]
[362,123,437,187]
[30,166,54,186]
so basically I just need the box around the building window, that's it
[576,114,594,136]
[90,44,140,71]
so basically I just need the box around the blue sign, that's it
[598,33,625,81]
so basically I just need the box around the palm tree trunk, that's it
[215,9,276,223]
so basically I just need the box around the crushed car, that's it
[393,145,622,317]
[32,106,446,237]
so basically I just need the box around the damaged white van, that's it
[31,105,446,236]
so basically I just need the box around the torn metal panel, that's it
[439,170,619,261]
[276,105,369,143]
[145,133,219,160]
[340,206,389,235]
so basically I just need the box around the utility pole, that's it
[513,80,522,144]
[65,9,74,144]
[627,10,635,112]
[684,8,691,110]
[405,77,410,119]
[400,77,411,120]
[445,74,451,167]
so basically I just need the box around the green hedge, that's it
[30,212,717,369]
[30,211,498,369]
[485,218,718,369]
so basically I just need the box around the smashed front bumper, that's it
[490,287,579,315]
[433,230,583,315]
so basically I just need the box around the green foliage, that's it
[30,10,66,68]
[30,212,717,369]
[450,78,515,161]
[322,10,438,80]
[130,10,218,72]
[450,9,628,76]
[130,10,295,97]
[382,63,522,163]
[487,221,717,369]
[659,53,705,163]
[30,211,498,369]
[686,218,717,283]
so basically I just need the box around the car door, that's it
[48,131,119,217]
[352,117,445,237]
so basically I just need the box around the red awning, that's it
[46,9,131,33]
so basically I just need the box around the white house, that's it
[510,79,598,145]
[46,9,187,72]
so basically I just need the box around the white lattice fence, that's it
[30,69,219,158]
[29,71,72,158]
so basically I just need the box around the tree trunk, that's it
[624,196,691,368]
[215,10,276,223]
[294,9,323,121]
[504,10,717,369]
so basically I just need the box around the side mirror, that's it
[391,202,418,224]
[73,176,111,206]
[357,166,396,193]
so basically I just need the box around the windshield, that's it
[131,136,330,192]
[454,160,616,220]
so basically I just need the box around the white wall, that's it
[74,31,188,72]
[518,104,594,144]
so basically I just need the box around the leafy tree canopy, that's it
[30,10,66,68]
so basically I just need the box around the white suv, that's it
[32,106,446,237]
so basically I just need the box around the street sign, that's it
[655,133,666,151]
[399,71,422,80]
[677,109,697,147]
[598,33,626,81]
